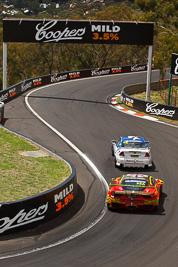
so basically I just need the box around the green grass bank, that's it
[0,127,71,202]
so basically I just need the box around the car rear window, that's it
[121,179,148,191]
[121,142,147,148]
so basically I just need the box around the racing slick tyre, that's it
[160,186,163,195]
[111,146,114,156]
[154,205,159,211]
[115,158,121,168]
[115,158,117,168]
[107,203,112,211]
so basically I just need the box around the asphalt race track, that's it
[1,71,178,267]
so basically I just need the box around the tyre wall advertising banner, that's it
[0,64,149,104]
[121,90,178,120]
[0,166,77,234]
[2,64,177,121]
[3,19,154,45]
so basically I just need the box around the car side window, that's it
[151,178,155,185]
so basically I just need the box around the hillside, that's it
[0,0,177,88]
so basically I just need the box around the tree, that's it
[135,0,178,75]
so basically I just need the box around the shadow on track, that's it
[26,95,111,105]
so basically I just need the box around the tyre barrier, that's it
[121,82,178,120]
[0,126,77,234]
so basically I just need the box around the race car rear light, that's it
[119,151,125,156]
[145,152,150,157]
[111,191,115,196]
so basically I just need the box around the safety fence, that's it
[159,78,178,107]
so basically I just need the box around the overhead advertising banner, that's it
[3,19,154,45]
[171,53,178,76]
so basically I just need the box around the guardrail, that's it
[121,82,178,120]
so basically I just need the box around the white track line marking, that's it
[0,79,109,260]
[2,72,176,259]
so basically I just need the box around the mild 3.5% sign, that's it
[92,33,119,41]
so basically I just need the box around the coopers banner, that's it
[3,19,154,45]
[121,89,178,120]
[171,53,178,76]
[0,65,150,104]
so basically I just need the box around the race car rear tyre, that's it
[115,158,117,168]
[111,146,114,156]
[154,205,159,211]
[107,203,112,210]
[160,185,163,195]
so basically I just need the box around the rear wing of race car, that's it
[109,183,151,189]
[112,190,155,197]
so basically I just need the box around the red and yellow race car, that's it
[107,174,164,211]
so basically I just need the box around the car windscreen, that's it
[121,179,148,191]
[121,142,147,149]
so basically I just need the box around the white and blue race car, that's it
[112,136,152,168]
